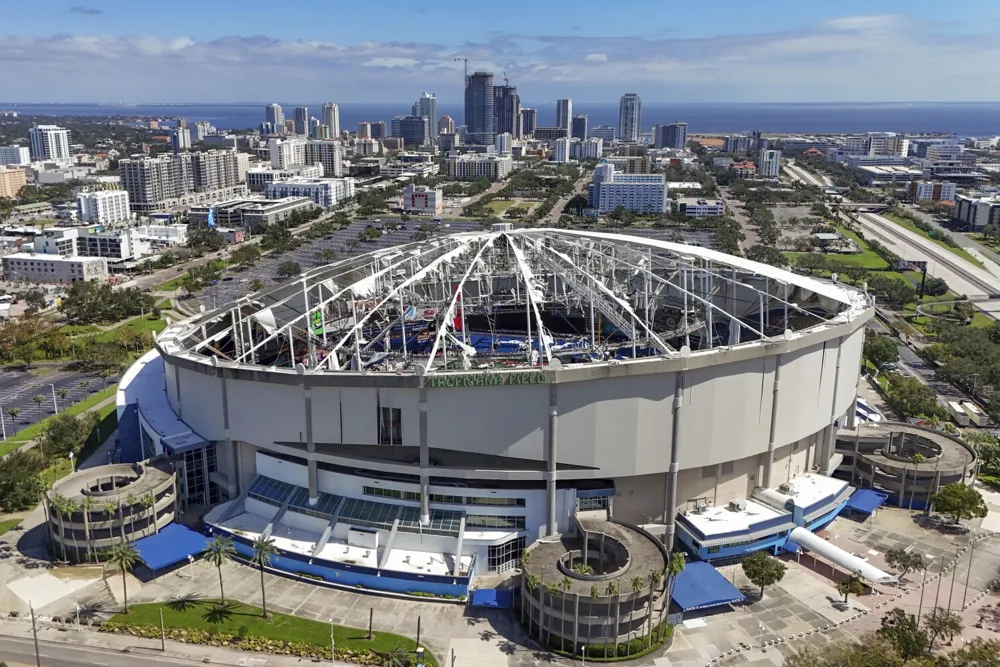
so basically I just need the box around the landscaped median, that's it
[0,385,118,455]
[101,599,436,666]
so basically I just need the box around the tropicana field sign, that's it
[428,371,547,389]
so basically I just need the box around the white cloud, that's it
[1,15,999,101]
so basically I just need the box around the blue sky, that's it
[3,0,1000,102]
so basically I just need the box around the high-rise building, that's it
[493,85,522,139]
[412,93,438,139]
[757,149,782,178]
[77,190,131,225]
[265,104,285,133]
[446,153,513,181]
[268,136,308,169]
[553,137,571,163]
[556,99,573,136]
[369,122,387,140]
[0,146,31,166]
[464,71,495,145]
[589,161,667,213]
[438,115,455,135]
[305,141,344,177]
[170,128,191,152]
[357,122,372,139]
[591,126,616,143]
[520,108,537,137]
[191,150,241,191]
[119,153,246,214]
[322,103,340,138]
[495,133,513,155]
[723,135,752,154]
[294,107,309,135]
[571,115,588,141]
[0,166,27,199]
[390,116,404,139]
[398,116,430,148]
[29,125,71,162]
[653,122,688,150]
[618,93,642,143]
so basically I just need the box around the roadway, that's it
[0,636,209,667]
[784,159,829,188]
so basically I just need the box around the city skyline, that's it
[2,1,1000,103]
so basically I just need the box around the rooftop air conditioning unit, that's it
[778,483,792,494]
[728,499,747,512]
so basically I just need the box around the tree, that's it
[795,253,828,275]
[746,244,787,267]
[666,551,685,602]
[864,335,899,369]
[22,289,47,315]
[56,387,69,413]
[0,449,47,511]
[6,407,19,434]
[923,276,949,298]
[941,638,1000,667]
[277,261,301,278]
[32,393,45,418]
[886,374,944,420]
[229,244,262,269]
[249,279,263,291]
[741,550,787,598]
[884,548,925,581]
[931,483,988,524]
[251,535,278,617]
[203,535,236,603]
[107,542,139,613]
[177,272,202,297]
[784,634,908,667]
[876,608,928,661]
[837,572,865,603]
[39,412,99,459]
[924,607,963,650]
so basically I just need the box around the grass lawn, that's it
[882,212,985,268]
[112,600,435,665]
[1,384,117,448]
[0,518,21,536]
[92,315,167,344]
[972,311,995,329]
[485,199,515,214]
[835,226,889,269]
[58,323,101,336]
[156,276,185,291]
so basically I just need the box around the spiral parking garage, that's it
[117,227,875,596]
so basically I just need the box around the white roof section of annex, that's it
[157,227,872,380]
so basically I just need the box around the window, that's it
[720,461,734,476]
[466,515,526,531]
[363,485,419,501]
[465,496,526,507]
[702,465,716,479]
[379,407,402,445]
[487,535,525,572]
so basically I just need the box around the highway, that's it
[784,160,828,188]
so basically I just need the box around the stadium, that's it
[118,225,877,597]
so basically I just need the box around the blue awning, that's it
[842,489,888,515]
[470,589,514,609]
[671,561,746,612]
[133,523,211,571]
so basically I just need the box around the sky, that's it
[3,0,1000,103]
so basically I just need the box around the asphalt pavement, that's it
[0,367,113,442]
[0,636,207,667]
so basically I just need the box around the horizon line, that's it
[5,100,1000,107]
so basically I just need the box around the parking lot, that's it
[0,366,114,440]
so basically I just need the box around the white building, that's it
[133,224,188,248]
[591,126,616,143]
[236,153,251,183]
[246,164,323,190]
[757,149,782,178]
[77,190,131,225]
[0,146,30,166]
[384,162,439,178]
[674,198,726,218]
[305,140,343,177]
[556,99,572,135]
[445,153,513,181]
[495,133,513,155]
[265,177,355,208]
[908,181,957,202]
[171,128,191,152]
[2,253,107,284]
[402,184,443,216]
[553,137,571,163]
[569,137,603,160]
[588,161,666,213]
[29,125,71,163]
[322,103,340,138]
[618,94,642,143]
[269,136,308,169]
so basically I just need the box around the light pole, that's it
[50,383,57,414]
[329,617,335,662]
[917,561,929,624]
[947,547,961,613]
[0,403,6,441]
[963,532,977,609]
[971,374,980,403]
[30,604,41,667]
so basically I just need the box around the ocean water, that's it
[2,102,999,136]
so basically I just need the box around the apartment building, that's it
[76,190,131,225]
[2,253,108,284]
[445,153,513,181]
[588,161,667,213]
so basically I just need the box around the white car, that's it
[239,278,249,284]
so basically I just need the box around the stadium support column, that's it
[763,356,782,488]
[217,361,238,498]
[820,337,845,475]
[663,371,684,550]
[419,387,429,525]
[298,366,318,505]
[546,383,559,536]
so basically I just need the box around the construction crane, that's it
[502,67,540,86]
[453,57,468,85]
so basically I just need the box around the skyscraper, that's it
[322,103,340,138]
[399,116,430,148]
[294,107,309,135]
[370,122,387,140]
[28,125,71,162]
[493,85,521,138]
[357,122,371,139]
[520,109,537,137]
[170,128,191,152]
[556,99,573,135]
[653,121,688,150]
[412,93,438,139]
[619,93,642,143]
[464,71,495,145]
[438,115,455,135]
[571,115,588,141]
[265,104,285,133]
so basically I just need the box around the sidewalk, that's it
[0,615,358,666]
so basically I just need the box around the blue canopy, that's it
[133,523,210,571]
[842,489,888,515]
[671,561,746,612]
[470,589,514,609]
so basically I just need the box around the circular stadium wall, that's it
[128,228,872,581]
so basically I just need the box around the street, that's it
[0,636,210,667]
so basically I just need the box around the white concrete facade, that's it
[2,253,107,284]
[77,190,131,225]
[0,146,30,166]
[265,177,355,208]
[589,161,667,213]
[29,125,71,163]
[402,184,443,215]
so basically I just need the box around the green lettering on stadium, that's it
[428,371,546,389]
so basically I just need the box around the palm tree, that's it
[379,645,410,667]
[525,573,541,638]
[544,582,560,647]
[629,576,645,653]
[56,388,69,413]
[107,542,139,613]
[124,493,137,536]
[48,494,71,560]
[32,394,44,419]
[665,552,686,604]
[80,379,90,394]
[589,585,599,653]
[103,501,119,542]
[251,535,278,617]
[203,535,236,602]
[139,495,155,536]
[560,575,572,651]
[80,496,95,561]
[647,570,662,649]
[605,580,618,658]
[7,407,18,434]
